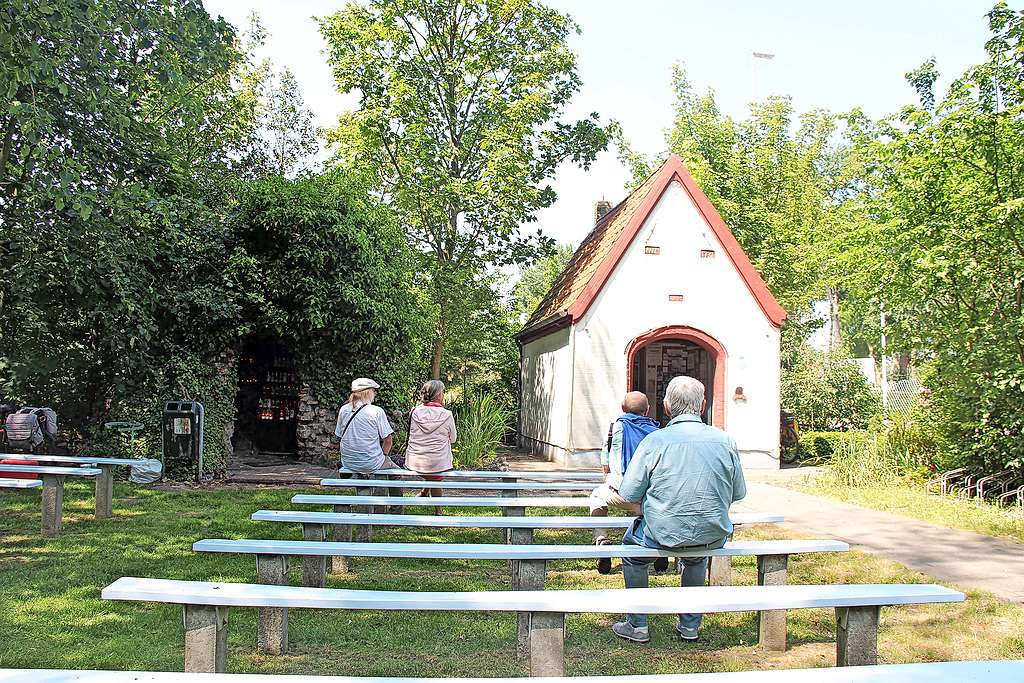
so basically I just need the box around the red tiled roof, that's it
[518,155,786,343]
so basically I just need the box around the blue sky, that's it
[203,0,1003,247]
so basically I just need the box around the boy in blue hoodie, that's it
[589,391,660,574]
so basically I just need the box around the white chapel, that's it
[517,155,787,469]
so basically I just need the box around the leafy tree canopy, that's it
[319,0,608,377]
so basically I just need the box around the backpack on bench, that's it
[4,407,58,451]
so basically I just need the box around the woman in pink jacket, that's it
[404,379,457,514]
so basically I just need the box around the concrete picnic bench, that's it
[7,661,1024,681]
[251,509,784,579]
[5,661,1023,681]
[0,478,42,489]
[100,576,964,675]
[194,536,847,656]
[320,478,595,493]
[0,453,147,519]
[340,466,604,482]
[0,464,102,535]
[289,494,780,583]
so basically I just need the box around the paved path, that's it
[737,480,1024,604]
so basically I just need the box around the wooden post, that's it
[256,554,289,655]
[756,554,789,652]
[515,558,546,660]
[529,611,565,677]
[183,604,228,673]
[302,522,327,588]
[41,474,65,536]
[94,464,114,519]
[836,606,880,666]
[332,503,351,574]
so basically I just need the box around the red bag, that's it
[0,458,39,479]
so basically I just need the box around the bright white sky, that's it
[204,0,1001,249]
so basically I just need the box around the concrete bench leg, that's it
[515,558,546,660]
[529,611,564,677]
[836,605,879,666]
[501,486,519,542]
[95,464,114,519]
[183,604,229,673]
[256,553,289,655]
[708,556,732,586]
[387,473,404,514]
[41,474,65,536]
[354,485,373,542]
[332,504,351,574]
[302,523,327,588]
[756,554,789,652]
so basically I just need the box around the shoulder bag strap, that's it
[340,403,369,441]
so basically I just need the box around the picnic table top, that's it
[3,661,1022,682]
[0,478,43,489]
[0,465,101,477]
[0,453,141,466]
[340,467,604,482]
[193,538,848,559]
[321,478,594,491]
[101,576,965,612]
[251,510,785,527]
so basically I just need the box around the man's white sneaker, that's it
[676,625,699,642]
[612,620,650,643]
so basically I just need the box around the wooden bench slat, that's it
[193,538,848,559]
[251,510,784,527]
[101,577,964,612]
[341,467,604,482]
[0,465,102,476]
[321,479,594,491]
[5,661,1023,681]
[0,478,42,488]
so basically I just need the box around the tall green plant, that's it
[453,393,512,469]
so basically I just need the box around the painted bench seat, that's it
[5,661,1023,681]
[101,577,964,676]
[339,467,603,481]
[0,478,42,489]
[320,478,594,492]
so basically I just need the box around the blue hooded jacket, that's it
[617,412,659,473]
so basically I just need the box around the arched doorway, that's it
[625,326,727,428]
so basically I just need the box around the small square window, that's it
[668,294,684,302]
[700,249,716,258]
[645,245,661,255]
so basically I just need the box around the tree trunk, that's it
[431,298,448,380]
[827,286,842,352]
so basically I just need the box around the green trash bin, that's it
[161,401,205,481]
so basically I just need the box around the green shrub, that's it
[799,431,857,462]
[453,393,512,469]
[781,343,881,431]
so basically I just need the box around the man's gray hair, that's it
[664,375,705,417]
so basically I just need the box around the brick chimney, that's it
[594,199,612,223]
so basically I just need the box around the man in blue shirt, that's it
[613,375,747,644]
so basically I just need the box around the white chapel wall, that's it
[518,325,573,459]
[571,181,781,466]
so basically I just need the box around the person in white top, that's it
[334,377,397,473]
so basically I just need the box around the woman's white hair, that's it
[664,375,706,417]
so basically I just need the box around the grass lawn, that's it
[1,481,1023,676]
[796,478,1024,545]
